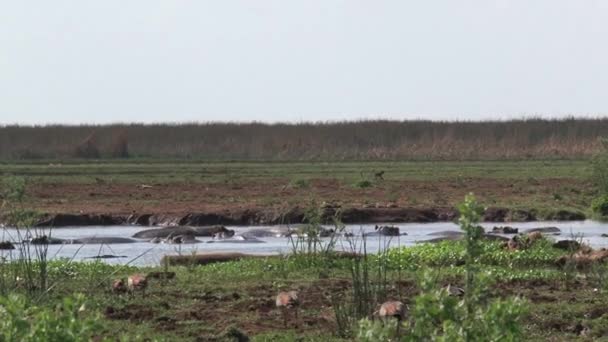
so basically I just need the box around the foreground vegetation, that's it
[1,233,607,340]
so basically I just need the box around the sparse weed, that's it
[354,179,373,189]
[289,178,310,189]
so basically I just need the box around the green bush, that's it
[0,294,104,342]
[592,195,608,217]
[1,176,27,204]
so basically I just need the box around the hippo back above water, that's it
[132,225,234,239]
[74,237,137,244]
[523,227,561,234]
[369,225,402,236]
[27,236,136,245]
[207,235,265,244]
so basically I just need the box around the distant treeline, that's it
[0,119,606,160]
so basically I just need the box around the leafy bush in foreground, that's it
[591,195,608,218]
[0,294,103,342]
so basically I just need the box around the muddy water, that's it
[1,221,607,266]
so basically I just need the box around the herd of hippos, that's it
[0,224,574,251]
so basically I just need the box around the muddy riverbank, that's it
[19,206,587,227]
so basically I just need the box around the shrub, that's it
[592,195,608,218]
[0,294,104,342]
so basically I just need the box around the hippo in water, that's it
[28,235,71,245]
[207,235,265,244]
[28,236,137,245]
[420,231,508,244]
[149,234,200,244]
[240,226,335,238]
[363,225,404,237]
[165,234,201,244]
[132,225,234,239]
[0,241,15,250]
[85,254,128,259]
[523,227,561,235]
[287,226,336,238]
[419,235,463,243]
[73,237,137,244]
[241,227,293,238]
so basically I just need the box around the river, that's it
[1,220,607,266]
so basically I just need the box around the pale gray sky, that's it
[1,1,608,124]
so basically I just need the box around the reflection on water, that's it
[1,221,607,266]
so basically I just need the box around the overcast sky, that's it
[1,1,608,125]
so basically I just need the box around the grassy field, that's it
[0,159,595,216]
[0,159,592,183]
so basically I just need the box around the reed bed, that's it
[0,118,605,160]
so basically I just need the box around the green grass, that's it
[0,159,591,184]
[384,239,564,270]
[2,239,608,341]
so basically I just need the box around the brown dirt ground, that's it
[102,276,607,340]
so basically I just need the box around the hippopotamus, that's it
[363,225,404,237]
[164,234,201,244]
[73,237,137,244]
[0,241,15,250]
[85,254,128,259]
[420,232,507,243]
[28,236,137,245]
[149,234,200,244]
[492,226,519,234]
[240,226,335,238]
[523,227,561,235]
[287,226,336,238]
[132,225,234,239]
[28,235,71,245]
[418,235,464,243]
[207,236,265,243]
